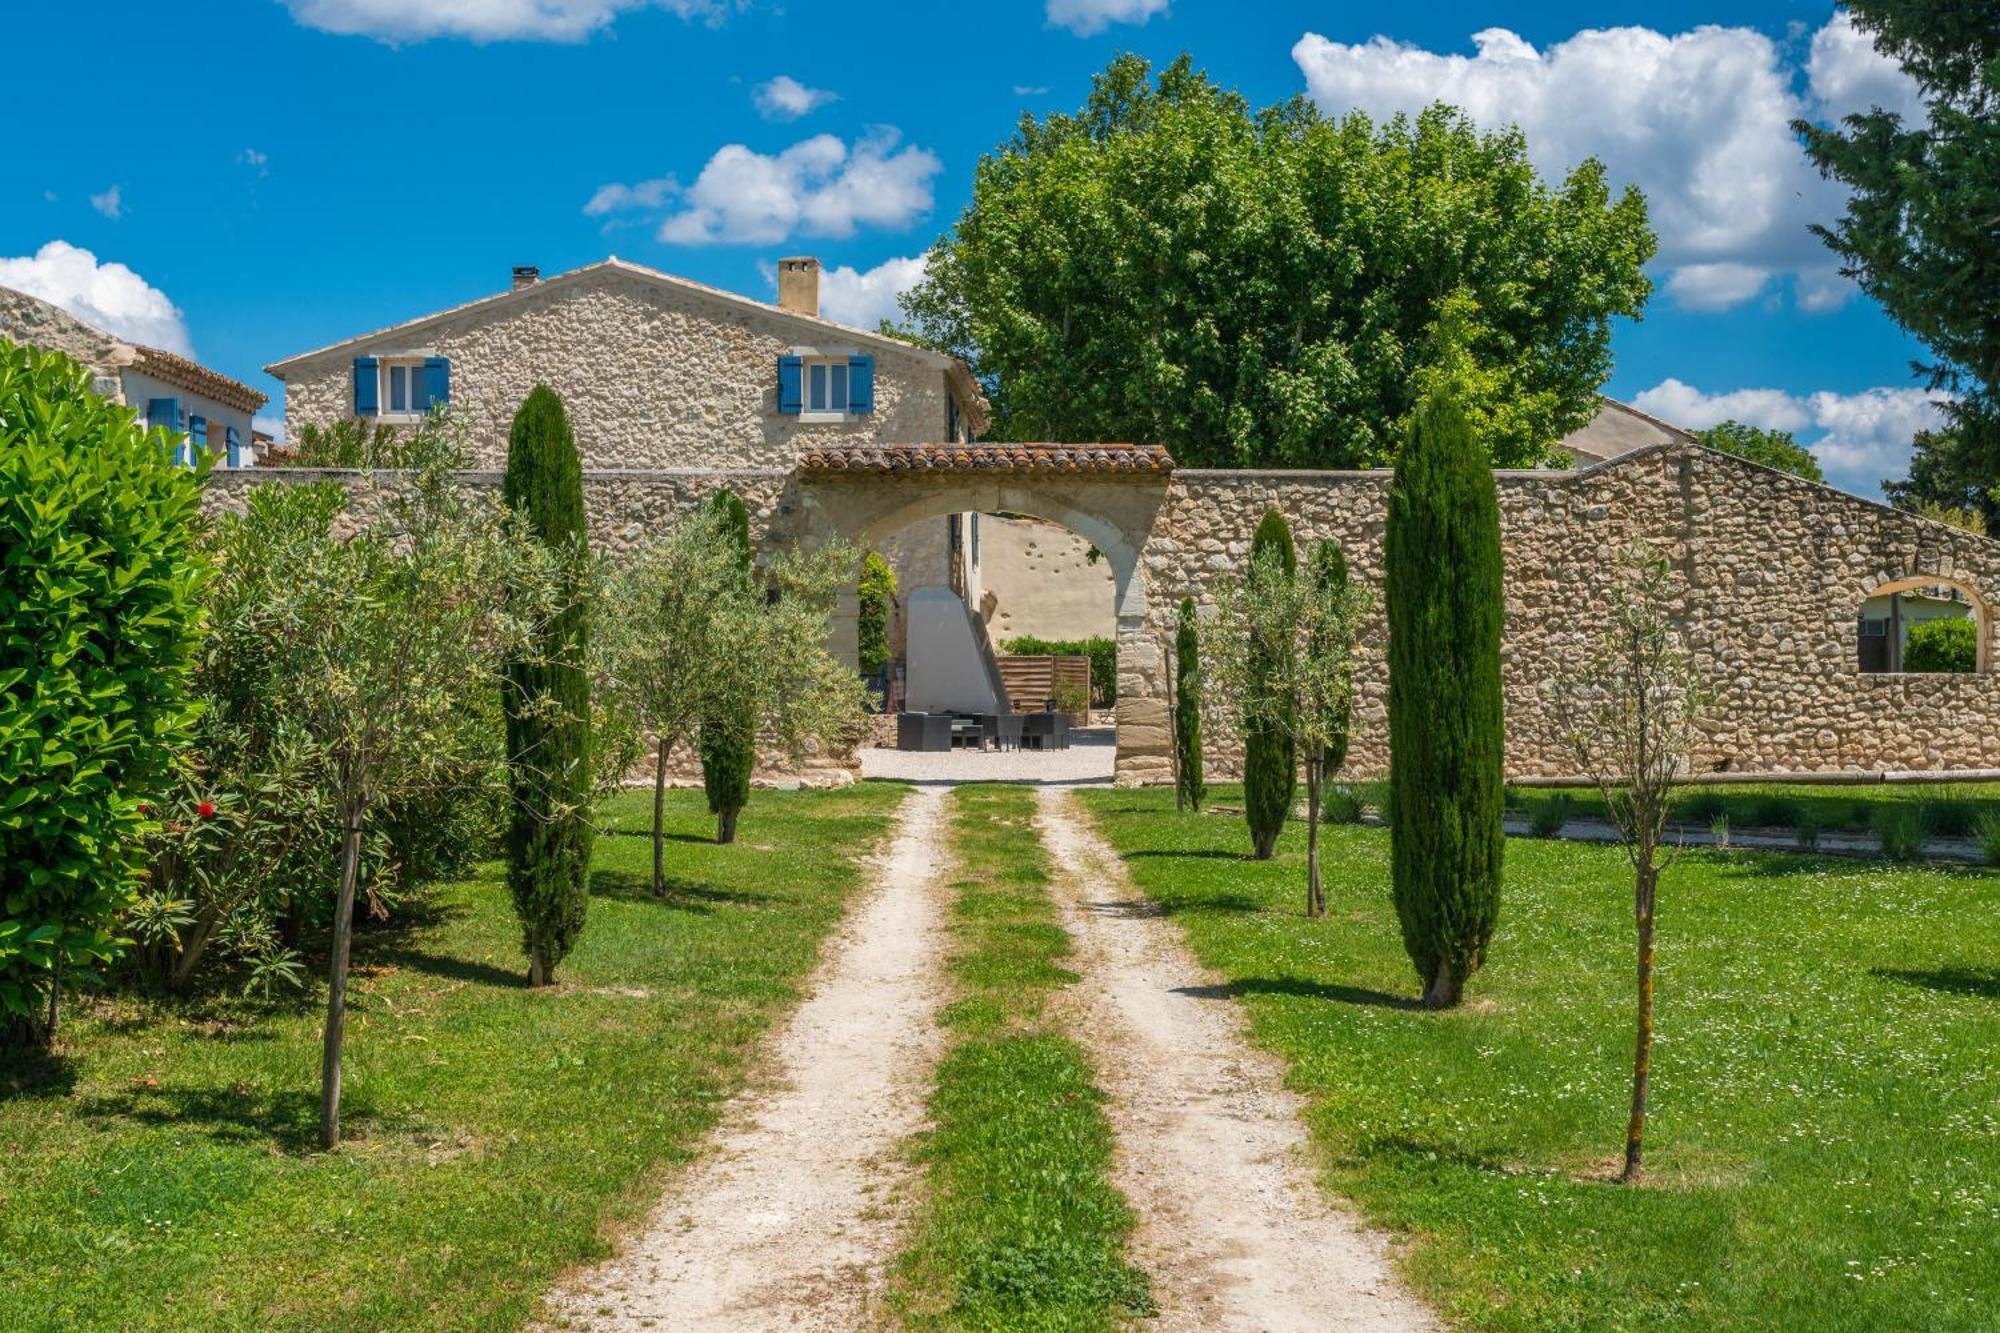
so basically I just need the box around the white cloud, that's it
[282,0,737,44]
[1807,10,1925,124]
[1013,84,1051,96]
[1047,0,1167,38]
[89,184,123,220]
[656,130,941,246]
[238,148,269,174]
[755,75,837,121]
[583,176,677,216]
[253,414,286,445]
[1291,18,1902,314]
[1633,376,1951,488]
[0,240,193,356]
[817,254,928,330]
[1663,262,1772,311]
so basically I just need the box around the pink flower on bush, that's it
[196,801,216,819]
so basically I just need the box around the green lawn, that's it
[1497,779,2000,841]
[1081,785,2000,1332]
[0,784,904,1333]
[893,785,1152,1330]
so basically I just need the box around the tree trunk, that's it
[1305,761,1325,918]
[280,893,305,949]
[1624,860,1658,1183]
[716,806,739,846]
[528,945,551,988]
[319,808,366,1152]
[1422,957,1461,1009]
[652,736,669,897]
[45,967,60,1046]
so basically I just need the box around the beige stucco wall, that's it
[978,514,1118,645]
[205,443,2000,786]
[277,267,961,469]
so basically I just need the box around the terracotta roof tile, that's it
[800,442,1174,474]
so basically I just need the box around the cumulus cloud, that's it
[650,130,941,246]
[282,0,737,44]
[1807,10,1925,124]
[755,75,837,121]
[583,176,677,216]
[1291,17,1916,314]
[238,148,269,174]
[1634,376,1950,489]
[89,185,123,219]
[816,254,928,330]
[0,240,193,356]
[1047,0,1166,38]
[1013,84,1051,96]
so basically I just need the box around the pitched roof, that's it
[801,442,1174,474]
[131,344,267,413]
[0,283,265,413]
[1559,396,1697,464]
[262,257,990,434]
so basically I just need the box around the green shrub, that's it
[1386,385,1505,1008]
[1975,811,2000,868]
[1322,786,1365,824]
[1902,617,1976,673]
[857,551,897,680]
[1002,634,1118,706]
[700,489,756,844]
[1874,805,1929,863]
[502,385,593,987]
[1916,797,1976,838]
[1242,511,1298,860]
[1744,794,1803,830]
[1794,808,1824,852]
[0,339,206,1047]
[1679,790,1728,826]
[1527,794,1572,839]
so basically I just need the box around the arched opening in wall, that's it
[860,507,1120,779]
[1856,576,1986,674]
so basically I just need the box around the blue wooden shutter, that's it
[848,355,875,413]
[146,397,181,434]
[422,356,450,410]
[354,356,379,416]
[777,355,803,415]
[226,426,242,468]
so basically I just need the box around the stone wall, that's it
[277,266,961,470]
[206,442,2000,786]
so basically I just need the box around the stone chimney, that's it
[776,256,820,318]
[512,265,540,291]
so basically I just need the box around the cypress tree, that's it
[1386,385,1505,1008]
[1174,597,1205,812]
[1242,510,1297,859]
[699,489,756,844]
[501,384,592,988]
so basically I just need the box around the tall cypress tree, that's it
[1242,510,1297,859]
[699,489,756,844]
[501,384,592,987]
[1174,597,1205,812]
[1386,385,1505,1008]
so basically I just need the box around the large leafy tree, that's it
[1386,383,1505,1009]
[1696,421,1825,482]
[899,54,1653,467]
[501,385,593,988]
[1798,3,2000,503]
[1882,427,1993,532]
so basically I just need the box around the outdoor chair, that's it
[896,712,953,752]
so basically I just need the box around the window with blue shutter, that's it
[225,426,242,468]
[146,397,181,434]
[187,415,207,468]
[423,356,450,411]
[777,355,803,415]
[354,356,380,416]
[848,355,875,414]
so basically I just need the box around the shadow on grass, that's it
[76,1084,325,1153]
[1872,966,2000,1000]
[1172,977,1424,1011]
[589,867,777,911]
[373,947,528,990]
[1362,1134,1512,1175]
[1124,848,1260,863]
[0,1048,78,1102]
[597,827,718,846]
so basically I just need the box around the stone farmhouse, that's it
[221,255,2000,785]
[2,284,267,467]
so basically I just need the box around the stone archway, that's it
[776,448,1175,784]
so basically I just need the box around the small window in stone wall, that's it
[1857,578,1983,674]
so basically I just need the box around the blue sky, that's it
[1,0,1948,494]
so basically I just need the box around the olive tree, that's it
[1551,542,1708,1184]
[1207,539,1365,917]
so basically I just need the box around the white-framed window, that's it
[804,357,851,418]
[381,358,431,420]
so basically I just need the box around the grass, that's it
[1504,780,2000,840]
[893,785,1152,1331]
[0,784,905,1333]
[1081,784,2000,1332]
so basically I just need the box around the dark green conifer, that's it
[1243,510,1296,859]
[699,489,756,844]
[1174,597,1205,812]
[501,384,592,987]
[1386,385,1505,1008]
